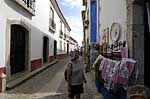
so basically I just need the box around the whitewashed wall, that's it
[99,0,127,45]
[0,0,32,67]
[0,0,69,68]
[0,14,7,68]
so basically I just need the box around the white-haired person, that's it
[67,50,87,99]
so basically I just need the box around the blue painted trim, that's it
[90,0,97,43]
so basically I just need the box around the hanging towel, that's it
[101,59,111,81]
[112,58,136,85]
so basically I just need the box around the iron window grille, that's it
[15,0,35,15]
[49,18,56,31]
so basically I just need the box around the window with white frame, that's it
[49,7,56,32]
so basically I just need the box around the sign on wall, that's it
[110,23,121,43]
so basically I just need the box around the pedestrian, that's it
[67,50,87,99]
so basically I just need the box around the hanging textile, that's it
[112,58,136,85]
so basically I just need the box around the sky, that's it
[57,0,84,46]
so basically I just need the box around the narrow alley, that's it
[0,0,150,99]
[0,57,102,99]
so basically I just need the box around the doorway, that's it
[54,40,57,59]
[10,24,28,75]
[67,43,69,54]
[43,36,49,63]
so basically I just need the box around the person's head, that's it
[69,50,79,61]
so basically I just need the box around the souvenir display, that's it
[93,53,136,98]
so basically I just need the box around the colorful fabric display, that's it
[93,54,136,96]
[104,60,121,91]
[99,58,105,71]
[112,58,136,85]
[101,59,111,81]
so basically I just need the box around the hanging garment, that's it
[105,60,121,91]
[93,54,104,68]
[101,59,111,81]
[99,58,105,71]
[112,58,136,85]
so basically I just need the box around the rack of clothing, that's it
[93,52,136,99]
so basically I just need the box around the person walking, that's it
[67,50,87,99]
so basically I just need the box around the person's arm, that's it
[67,63,72,85]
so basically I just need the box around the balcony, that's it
[49,18,56,33]
[14,0,35,15]
[59,30,63,38]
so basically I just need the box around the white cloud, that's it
[66,16,83,46]
[61,0,84,10]
[57,0,84,46]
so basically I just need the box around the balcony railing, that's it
[49,18,56,33]
[14,0,35,15]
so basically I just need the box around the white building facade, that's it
[98,0,127,52]
[69,36,78,51]
[0,0,71,91]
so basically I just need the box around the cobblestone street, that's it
[0,57,103,99]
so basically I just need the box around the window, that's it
[64,26,66,34]
[64,42,66,51]
[59,21,63,37]
[59,40,62,51]
[60,21,62,31]
[64,34,67,39]
[50,8,54,20]
[28,0,35,10]
[49,7,56,32]
[15,0,35,15]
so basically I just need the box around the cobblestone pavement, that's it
[56,72,103,99]
[0,57,103,99]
